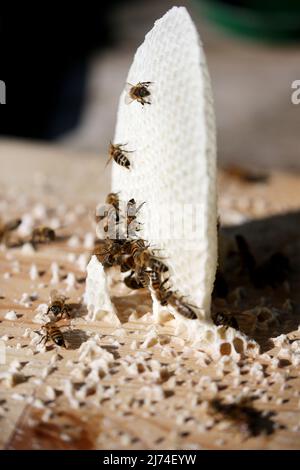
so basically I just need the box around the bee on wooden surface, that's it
[125,81,152,106]
[47,290,70,320]
[168,293,198,320]
[31,226,56,245]
[106,143,133,170]
[212,311,239,330]
[150,271,172,306]
[0,218,22,243]
[210,398,275,438]
[38,322,66,348]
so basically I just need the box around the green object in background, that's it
[193,0,300,43]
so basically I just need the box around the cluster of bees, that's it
[94,192,199,320]
[0,217,56,249]
[99,81,200,320]
[37,290,72,348]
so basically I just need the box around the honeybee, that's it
[168,293,198,320]
[135,269,150,288]
[47,290,70,320]
[38,322,66,347]
[107,143,133,169]
[125,81,152,106]
[212,311,239,330]
[0,218,22,243]
[31,226,56,244]
[150,271,172,306]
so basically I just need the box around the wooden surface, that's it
[0,139,300,450]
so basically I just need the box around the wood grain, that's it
[0,139,300,450]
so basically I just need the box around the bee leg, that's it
[37,333,48,346]
[37,335,44,345]
[105,155,114,168]
[62,306,71,319]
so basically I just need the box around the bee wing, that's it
[135,201,146,213]
[105,154,114,168]
[50,289,67,303]
[124,83,134,104]
[124,94,134,105]
[125,82,133,92]
[50,289,58,302]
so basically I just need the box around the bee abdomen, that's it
[114,152,130,169]
[177,304,198,320]
[138,270,150,288]
[128,240,145,257]
[52,330,65,346]
[170,296,198,320]
[149,258,168,273]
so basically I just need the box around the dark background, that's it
[1,0,300,170]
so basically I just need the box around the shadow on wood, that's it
[216,210,300,352]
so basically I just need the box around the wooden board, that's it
[0,139,300,450]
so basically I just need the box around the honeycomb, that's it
[111,7,217,319]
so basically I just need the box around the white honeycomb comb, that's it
[111,6,217,320]
[85,8,252,354]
